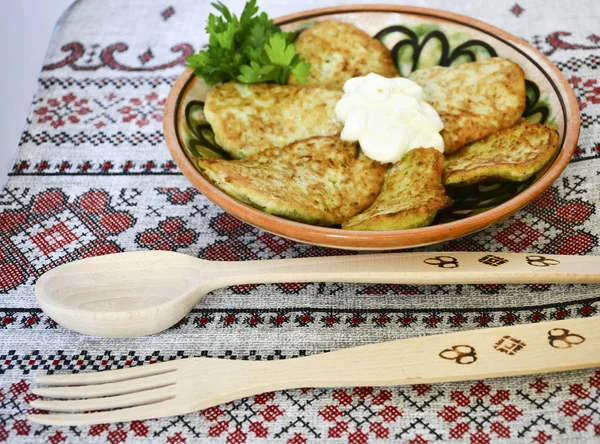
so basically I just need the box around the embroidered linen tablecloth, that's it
[1,0,599,442]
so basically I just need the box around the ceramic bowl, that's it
[163,5,580,250]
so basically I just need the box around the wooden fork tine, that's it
[32,373,176,399]
[35,362,177,386]
[29,385,176,412]
[28,399,186,426]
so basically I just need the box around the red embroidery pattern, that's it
[439,381,522,442]
[510,4,524,17]
[118,92,166,128]
[136,217,198,251]
[319,388,403,442]
[569,76,600,110]
[544,32,600,56]
[0,189,135,292]
[1,298,597,332]
[42,42,194,72]
[32,91,167,129]
[33,93,92,128]
[559,372,600,435]
[202,392,284,443]
[2,1,599,442]
[0,372,599,442]
[11,159,179,175]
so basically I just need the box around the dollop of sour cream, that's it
[334,73,444,163]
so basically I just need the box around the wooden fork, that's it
[29,317,600,425]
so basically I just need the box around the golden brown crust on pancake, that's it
[196,136,387,226]
[443,120,559,186]
[342,148,452,230]
[203,82,343,159]
[288,20,399,88]
[409,58,526,154]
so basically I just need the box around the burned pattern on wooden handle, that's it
[439,323,590,367]
[422,253,568,271]
[548,328,586,349]
[439,345,478,364]
[494,336,527,355]
[525,255,561,267]
[478,254,509,266]
[423,256,459,268]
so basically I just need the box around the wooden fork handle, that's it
[216,252,600,287]
[273,317,600,388]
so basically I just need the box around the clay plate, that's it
[163,5,580,250]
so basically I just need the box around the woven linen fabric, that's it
[1,0,600,442]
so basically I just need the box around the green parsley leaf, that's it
[264,33,296,66]
[212,1,235,22]
[239,0,259,26]
[186,0,311,86]
[213,21,237,50]
[292,60,312,85]
[238,62,279,84]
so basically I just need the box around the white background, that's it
[0,0,75,187]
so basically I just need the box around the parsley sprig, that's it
[187,0,311,86]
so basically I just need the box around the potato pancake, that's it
[288,20,399,88]
[342,148,452,230]
[409,58,526,154]
[442,119,559,186]
[196,136,386,226]
[203,82,343,159]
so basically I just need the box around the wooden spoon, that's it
[36,251,600,337]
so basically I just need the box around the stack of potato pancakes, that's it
[196,21,558,230]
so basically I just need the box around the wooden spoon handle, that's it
[273,317,600,388]
[216,252,600,286]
